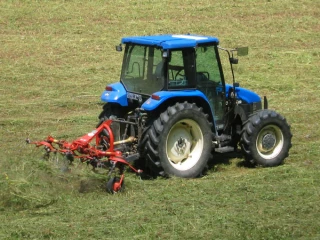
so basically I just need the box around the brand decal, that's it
[127,92,142,102]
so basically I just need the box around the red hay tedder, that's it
[27,119,142,194]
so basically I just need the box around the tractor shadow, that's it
[208,150,255,170]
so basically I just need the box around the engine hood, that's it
[225,84,261,103]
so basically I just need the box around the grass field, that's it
[1,0,320,239]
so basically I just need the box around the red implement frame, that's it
[27,120,142,192]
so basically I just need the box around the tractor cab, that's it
[115,34,226,127]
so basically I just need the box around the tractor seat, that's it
[154,62,164,80]
[196,72,209,82]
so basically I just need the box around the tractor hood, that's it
[225,84,261,103]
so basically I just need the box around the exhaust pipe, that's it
[264,96,268,109]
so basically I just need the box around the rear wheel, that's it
[141,102,212,178]
[240,109,292,167]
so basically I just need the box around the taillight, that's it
[151,94,161,100]
[105,86,113,91]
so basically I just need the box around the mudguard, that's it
[100,82,128,106]
[225,84,261,103]
[141,90,209,111]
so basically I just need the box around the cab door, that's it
[195,45,226,130]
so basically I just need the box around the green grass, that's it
[1,0,320,239]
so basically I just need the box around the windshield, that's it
[121,44,164,95]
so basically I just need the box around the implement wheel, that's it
[106,177,125,194]
[141,102,212,178]
[240,109,292,167]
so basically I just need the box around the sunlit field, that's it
[0,1,319,239]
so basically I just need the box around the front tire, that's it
[240,109,292,167]
[141,102,212,178]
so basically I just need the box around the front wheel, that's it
[240,110,292,167]
[141,102,212,178]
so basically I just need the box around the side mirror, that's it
[230,57,239,64]
[236,47,249,56]
[116,44,122,52]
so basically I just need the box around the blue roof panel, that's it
[121,34,219,49]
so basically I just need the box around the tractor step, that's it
[215,146,234,153]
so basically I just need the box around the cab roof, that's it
[121,34,219,49]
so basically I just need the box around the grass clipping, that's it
[0,153,74,210]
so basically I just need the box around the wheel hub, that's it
[261,133,276,151]
[167,126,192,164]
[175,137,187,154]
[256,124,284,159]
[165,118,205,171]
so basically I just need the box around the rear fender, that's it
[142,90,210,111]
[100,82,128,106]
[142,90,217,134]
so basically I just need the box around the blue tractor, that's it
[98,34,292,178]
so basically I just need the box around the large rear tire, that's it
[240,109,292,167]
[141,102,212,178]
